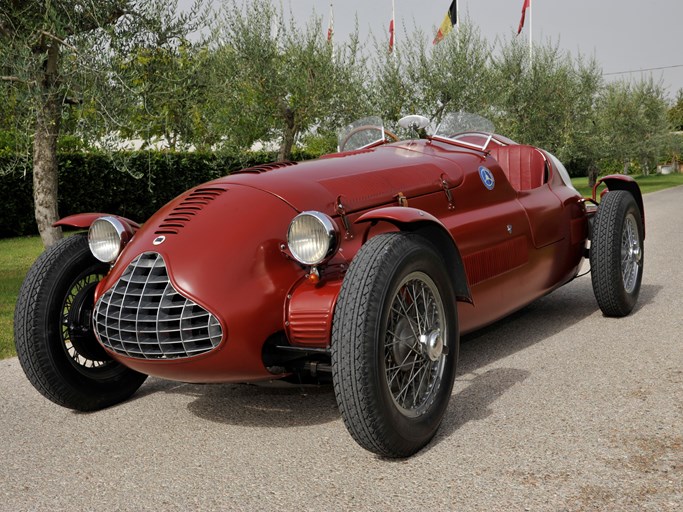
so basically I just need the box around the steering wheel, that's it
[339,125,399,152]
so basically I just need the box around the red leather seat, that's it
[487,145,547,191]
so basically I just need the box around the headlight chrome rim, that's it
[88,216,131,263]
[287,211,339,266]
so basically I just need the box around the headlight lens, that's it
[287,211,339,266]
[88,217,129,263]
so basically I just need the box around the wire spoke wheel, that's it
[384,272,447,417]
[60,269,116,375]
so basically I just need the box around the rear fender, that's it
[53,213,141,231]
[356,207,472,304]
[593,175,645,238]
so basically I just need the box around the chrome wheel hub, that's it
[420,330,443,362]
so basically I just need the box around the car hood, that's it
[212,140,478,215]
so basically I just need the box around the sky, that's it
[183,0,683,100]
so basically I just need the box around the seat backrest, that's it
[487,145,547,191]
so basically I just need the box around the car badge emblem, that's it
[153,235,166,245]
[479,166,495,190]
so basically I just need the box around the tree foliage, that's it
[0,0,209,246]
[489,37,604,165]
[113,43,213,150]
[668,89,683,132]
[405,22,492,120]
[596,79,670,174]
[209,0,366,160]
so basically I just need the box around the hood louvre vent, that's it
[155,187,226,235]
[235,161,297,174]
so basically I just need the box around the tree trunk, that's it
[622,160,629,175]
[33,43,63,248]
[588,162,599,188]
[277,105,296,162]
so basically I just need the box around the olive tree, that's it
[366,33,415,123]
[403,21,492,120]
[556,56,603,183]
[212,0,366,160]
[112,42,214,151]
[596,78,670,175]
[487,36,605,180]
[0,0,208,247]
[366,20,491,125]
[669,89,683,132]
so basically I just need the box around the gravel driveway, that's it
[1,186,681,511]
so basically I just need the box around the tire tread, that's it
[331,233,457,457]
[14,234,146,410]
[590,190,643,317]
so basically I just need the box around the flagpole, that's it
[456,0,459,30]
[529,0,533,65]
[392,0,396,53]
[327,1,333,42]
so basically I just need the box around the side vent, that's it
[155,187,226,235]
[463,236,528,286]
[235,161,298,174]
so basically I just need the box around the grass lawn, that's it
[1,173,683,360]
[0,236,44,359]
[571,172,683,198]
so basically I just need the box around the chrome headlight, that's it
[287,211,339,266]
[88,216,132,263]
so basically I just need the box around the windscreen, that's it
[337,116,385,152]
[433,112,496,150]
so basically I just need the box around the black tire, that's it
[331,233,458,457]
[14,234,147,410]
[590,190,644,317]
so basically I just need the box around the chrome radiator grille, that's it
[94,252,223,359]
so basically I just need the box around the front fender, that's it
[355,206,472,304]
[53,213,141,231]
[356,206,441,227]
[593,175,645,238]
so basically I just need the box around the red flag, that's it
[517,0,530,35]
[389,19,395,52]
[433,1,457,45]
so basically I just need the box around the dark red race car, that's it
[14,113,644,457]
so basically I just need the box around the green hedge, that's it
[0,150,316,238]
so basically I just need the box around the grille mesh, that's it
[94,252,223,359]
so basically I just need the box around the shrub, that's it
[0,149,317,238]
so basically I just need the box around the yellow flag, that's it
[433,1,457,44]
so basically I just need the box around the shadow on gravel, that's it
[630,283,661,314]
[457,276,598,374]
[181,380,339,427]
[438,368,530,430]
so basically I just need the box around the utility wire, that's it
[604,64,683,76]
